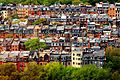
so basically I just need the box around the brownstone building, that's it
[108,4,116,18]
[11,41,20,51]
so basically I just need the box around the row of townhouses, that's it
[0,2,120,71]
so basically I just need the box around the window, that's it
[73,53,75,56]
[68,62,70,65]
[77,54,81,56]
[78,63,81,65]
[73,57,75,60]
[78,58,81,60]
[73,62,75,64]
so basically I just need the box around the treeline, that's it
[0,0,120,6]
[0,62,111,80]
[104,46,120,80]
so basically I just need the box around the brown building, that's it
[11,40,20,51]
[38,50,50,65]
[17,6,29,18]
[108,4,116,18]
[2,38,13,51]
[34,25,41,37]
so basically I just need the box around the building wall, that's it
[11,45,19,51]
[1,10,8,19]
[0,46,3,52]
[116,8,120,19]
[72,48,83,67]
[28,9,42,17]
[17,8,28,18]
[108,7,116,18]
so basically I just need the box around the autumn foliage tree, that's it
[104,46,120,79]
[105,46,120,71]
[0,63,20,80]
[0,62,114,80]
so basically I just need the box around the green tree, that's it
[71,65,111,80]
[43,0,51,6]
[105,47,120,72]
[32,18,46,25]
[48,0,59,5]
[104,46,120,79]
[24,38,48,50]
[105,46,120,56]
[37,0,44,4]
[62,66,76,80]
[72,0,81,5]
[21,62,47,80]
[1,0,120,5]
[11,14,19,19]
[59,0,72,4]
[81,0,90,5]
[21,0,39,5]
[44,62,65,80]
[112,71,120,80]
[0,62,113,80]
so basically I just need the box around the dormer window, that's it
[66,9,68,11]
[76,9,79,11]
[50,8,53,11]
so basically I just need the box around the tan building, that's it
[17,6,29,18]
[115,3,120,19]
[71,47,83,68]
[34,25,41,37]
[1,10,8,19]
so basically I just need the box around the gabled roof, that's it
[109,4,115,8]
[11,41,20,45]
[57,26,64,30]
[27,25,34,29]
